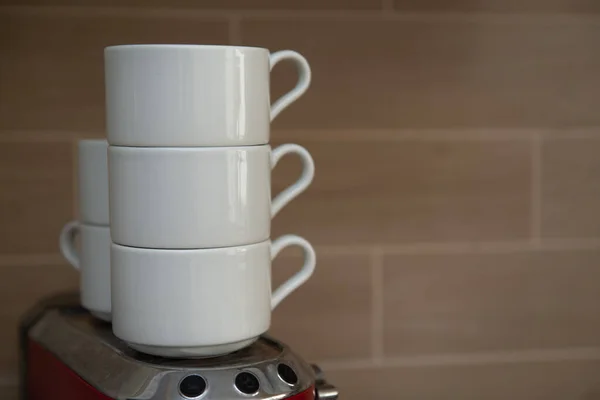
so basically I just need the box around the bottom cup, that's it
[111,235,316,357]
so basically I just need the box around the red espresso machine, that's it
[19,292,339,400]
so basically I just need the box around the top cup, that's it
[105,45,311,147]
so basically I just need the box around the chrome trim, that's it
[315,383,339,400]
[28,308,316,400]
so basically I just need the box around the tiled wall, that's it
[2,1,600,398]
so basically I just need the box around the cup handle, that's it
[271,144,315,218]
[269,50,311,121]
[271,235,316,309]
[59,220,81,269]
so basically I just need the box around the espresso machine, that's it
[19,292,339,400]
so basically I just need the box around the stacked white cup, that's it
[60,140,112,322]
[105,44,316,357]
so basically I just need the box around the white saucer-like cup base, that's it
[127,337,259,358]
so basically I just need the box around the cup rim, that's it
[108,143,270,152]
[111,239,270,254]
[105,44,268,53]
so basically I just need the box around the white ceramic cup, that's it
[59,221,111,321]
[111,235,316,357]
[78,140,109,225]
[109,144,314,249]
[105,45,311,147]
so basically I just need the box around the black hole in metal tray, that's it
[235,372,260,395]
[179,375,206,398]
[277,363,298,385]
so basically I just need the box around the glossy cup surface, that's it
[109,145,271,249]
[111,241,272,349]
[105,45,271,146]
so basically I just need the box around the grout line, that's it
[530,132,542,247]
[311,246,373,256]
[1,128,598,144]
[378,238,600,256]
[540,128,600,139]
[228,14,242,45]
[0,5,233,19]
[313,237,600,257]
[0,128,542,143]
[274,128,540,142]
[317,347,600,371]
[4,6,600,22]
[370,248,384,364]
[6,237,600,268]
[0,130,103,143]
[0,253,65,267]
[3,128,600,144]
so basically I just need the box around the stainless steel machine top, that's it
[24,301,337,400]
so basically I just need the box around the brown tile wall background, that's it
[2,1,600,398]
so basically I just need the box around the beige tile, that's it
[269,253,372,361]
[243,18,600,129]
[394,0,600,13]
[542,137,600,238]
[0,141,73,255]
[271,137,530,245]
[383,250,600,356]
[0,0,379,9]
[326,360,600,400]
[0,264,79,377]
[0,11,228,131]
